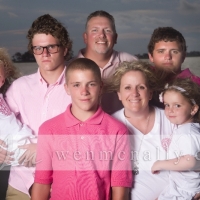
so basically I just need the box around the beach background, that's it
[15,57,200,76]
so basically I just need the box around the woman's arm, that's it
[151,155,196,174]
[112,187,129,200]
[31,183,50,200]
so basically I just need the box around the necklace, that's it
[124,112,151,175]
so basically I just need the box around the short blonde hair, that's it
[0,48,20,94]
[104,60,159,93]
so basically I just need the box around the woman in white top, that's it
[104,60,199,199]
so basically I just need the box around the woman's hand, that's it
[151,160,161,174]
[0,139,14,165]
[192,193,200,200]
[18,143,37,167]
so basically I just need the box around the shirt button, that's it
[80,123,83,126]
[81,136,84,140]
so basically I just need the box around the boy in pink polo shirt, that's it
[31,58,132,200]
[148,27,200,85]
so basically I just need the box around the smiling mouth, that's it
[129,99,140,103]
[96,41,107,44]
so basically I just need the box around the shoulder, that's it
[103,110,127,132]
[39,112,66,134]
[112,108,125,123]
[11,73,37,86]
[114,51,138,62]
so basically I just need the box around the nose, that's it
[164,51,172,60]
[42,47,50,56]
[81,86,89,95]
[167,106,174,113]
[98,29,106,38]
[130,87,139,96]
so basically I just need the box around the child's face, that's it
[65,69,102,115]
[0,65,5,88]
[148,41,185,73]
[163,90,197,125]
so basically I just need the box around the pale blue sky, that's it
[0,0,200,56]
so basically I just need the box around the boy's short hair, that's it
[27,14,73,60]
[148,27,187,55]
[66,58,101,83]
[85,10,116,33]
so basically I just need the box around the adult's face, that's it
[32,33,67,75]
[148,41,185,73]
[83,16,117,55]
[117,70,152,115]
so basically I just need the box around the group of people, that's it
[0,10,200,200]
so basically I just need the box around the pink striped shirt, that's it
[5,67,71,195]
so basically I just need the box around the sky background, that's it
[0,0,200,57]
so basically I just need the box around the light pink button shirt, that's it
[76,49,138,114]
[5,67,72,195]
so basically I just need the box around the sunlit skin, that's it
[0,64,5,88]
[32,33,67,82]
[148,41,185,73]
[83,16,117,56]
[65,69,102,121]
[163,90,198,125]
[117,71,152,117]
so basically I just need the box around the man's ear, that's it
[83,32,87,44]
[191,104,199,116]
[181,52,186,64]
[148,52,154,63]
[114,33,118,44]
[64,83,70,95]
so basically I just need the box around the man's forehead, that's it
[87,17,112,26]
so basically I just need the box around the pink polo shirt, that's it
[5,67,72,195]
[76,49,138,114]
[177,68,200,86]
[35,105,133,200]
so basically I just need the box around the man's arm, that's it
[31,183,50,200]
[112,187,129,200]
[151,155,196,174]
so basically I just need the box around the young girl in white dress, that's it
[152,78,200,200]
[0,48,33,166]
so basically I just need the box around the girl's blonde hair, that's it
[161,78,200,123]
[0,48,20,95]
[104,60,160,93]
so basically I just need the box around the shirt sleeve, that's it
[5,82,20,116]
[111,127,133,188]
[34,123,53,184]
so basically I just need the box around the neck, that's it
[40,66,65,85]
[124,106,154,135]
[70,105,98,122]
[84,49,112,68]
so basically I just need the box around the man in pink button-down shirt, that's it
[76,10,138,114]
[4,14,72,200]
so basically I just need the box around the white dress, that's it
[158,123,200,200]
[0,93,33,166]
[112,107,172,200]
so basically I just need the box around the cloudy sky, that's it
[0,0,200,57]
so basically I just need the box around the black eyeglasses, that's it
[31,44,60,55]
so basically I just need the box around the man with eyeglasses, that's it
[75,10,138,114]
[3,14,72,200]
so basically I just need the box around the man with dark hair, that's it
[4,14,72,200]
[76,10,138,114]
